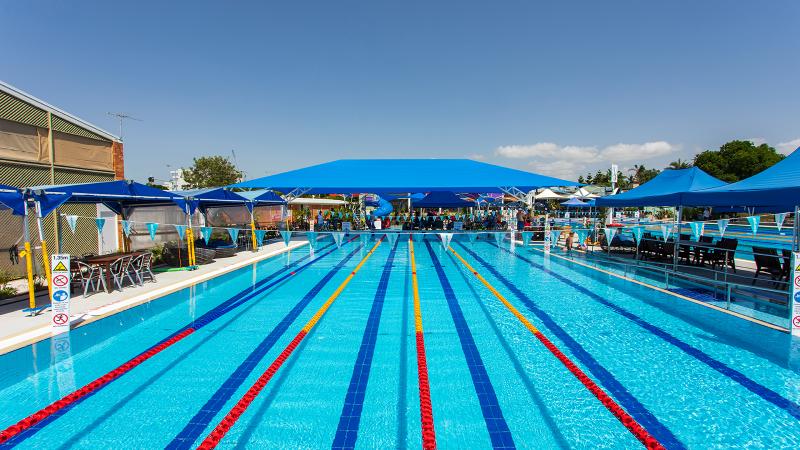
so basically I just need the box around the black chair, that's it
[710,238,738,273]
[752,246,783,287]
[695,236,714,265]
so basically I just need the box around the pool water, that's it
[0,235,799,449]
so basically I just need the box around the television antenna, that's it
[107,112,142,140]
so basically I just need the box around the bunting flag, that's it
[121,220,132,237]
[95,217,106,233]
[467,233,477,243]
[308,231,318,248]
[387,232,398,246]
[174,224,186,240]
[440,233,453,249]
[65,215,78,234]
[576,229,589,245]
[359,233,370,247]
[332,231,344,248]
[631,226,643,246]
[255,229,267,247]
[228,227,240,243]
[521,231,533,247]
[775,212,788,232]
[689,222,705,241]
[603,227,617,244]
[550,230,562,247]
[659,224,671,242]
[492,232,503,244]
[746,215,760,235]
[280,230,292,246]
[717,219,729,237]
[201,227,212,244]
[146,222,159,241]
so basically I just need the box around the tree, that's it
[693,140,784,182]
[628,164,660,186]
[182,155,243,188]
[667,159,692,169]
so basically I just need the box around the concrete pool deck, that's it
[0,239,309,356]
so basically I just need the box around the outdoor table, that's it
[84,252,144,293]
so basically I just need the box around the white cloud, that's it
[777,138,800,155]
[467,153,486,161]
[600,141,675,162]
[529,159,587,181]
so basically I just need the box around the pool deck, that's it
[0,239,309,356]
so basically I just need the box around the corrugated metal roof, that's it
[0,79,120,142]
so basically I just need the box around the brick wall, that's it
[112,141,124,180]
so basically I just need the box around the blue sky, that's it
[2,0,798,182]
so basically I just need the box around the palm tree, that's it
[668,159,691,169]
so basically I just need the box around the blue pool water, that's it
[1,235,799,448]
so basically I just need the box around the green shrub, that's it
[0,269,17,299]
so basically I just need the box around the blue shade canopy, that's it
[230,159,578,193]
[679,147,800,208]
[236,189,287,205]
[171,188,254,214]
[412,191,474,208]
[595,167,727,207]
[0,184,26,216]
[28,180,189,218]
[561,198,588,207]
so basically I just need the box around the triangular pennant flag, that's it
[576,229,589,245]
[228,227,240,243]
[717,219,729,237]
[65,215,78,235]
[146,222,158,241]
[308,231,318,248]
[332,231,344,248]
[746,215,760,235]
[492,232,503,244]
[95,217,106,233]
[280,230,292,247]
[121,220,132,237]
[255,229,267,247]
[689,222,704,241]
[174,224,186,240]
[359,233,370,247]
[467,233,477,243]
[775,212,788,232]
[440,233,453,250]
[603,227,617,244]
[660,224,671,242]
[387,233,398,246]
[201,227,212,244]
[551,230,562,247]
[631,226,643,246]
[521,231,533,247]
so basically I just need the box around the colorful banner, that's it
[440,233,453,249]
[689,222,704,241]
[227,227,239,243]
[746,215,760,235]
[776,213,788,232]
[717,219,729,237]
[280,230,292,246]
[65,215,78,235]
[121,220,132,237]
[521,231,532,247]
[201,227,212,244]
[332,231,344,248]
[146,222,159,241]
[544,218,551,254]
[174,224,186,240]
[254,229,267,247]
[95,218,106,233]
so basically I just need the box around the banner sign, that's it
[792,252,800,336]
[544,216,551,254]
[50,254,71,335]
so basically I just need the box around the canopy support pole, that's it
[673,206,683,272]
[498,186,527,202]
[34,201,53,299]
[22,203,36,310]
[284,187,311,202]
[250,210,258,252]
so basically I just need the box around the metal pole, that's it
[22,202,36,310]
[673,206,682,271]
[250,209,258,252]
[34,201,53,298]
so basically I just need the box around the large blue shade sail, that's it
[236,189,287,205]
[0,184,26,216]
[411,191,474,208]
[561,198,588,207]
[29,180,189,217]
[172,188,254,214]
[230,159,579,193]
[679,147,800,208]
[595,167,726,207]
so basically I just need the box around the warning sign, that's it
[792,253,800,337]
[50,254,71,335]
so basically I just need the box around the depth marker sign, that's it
[791,253,800,336]
[51,254,71,335]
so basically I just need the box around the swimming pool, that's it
[0,235,799,449]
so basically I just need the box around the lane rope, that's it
[0,239,352,446]
[409,239,437,450]
[197,238,385,449]
[448,245,665,450]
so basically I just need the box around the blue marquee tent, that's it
[595,167,726,207]
[172,188,254,214]
[412,191,474,208]
[236,189,287,205]
[29,180,189,217]
[679,147,800,208]
[0,184,26,216]
[561,198,588,207]
[230,159,578,194]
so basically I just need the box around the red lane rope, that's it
[0,328,195,445]
[415,332,436,450]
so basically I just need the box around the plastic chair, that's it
[109,255,136,291]
[73,260,106,297]
[131,253,156,284]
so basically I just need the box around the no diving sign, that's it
[51,254,71,335]
[792,253,800,337]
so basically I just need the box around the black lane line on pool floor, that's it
[331,239,399,450]
[1,239,353,447]
[490,241,800,422]
[168,243,366,449]
[423,239,516,450]
[456,242,684,450]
